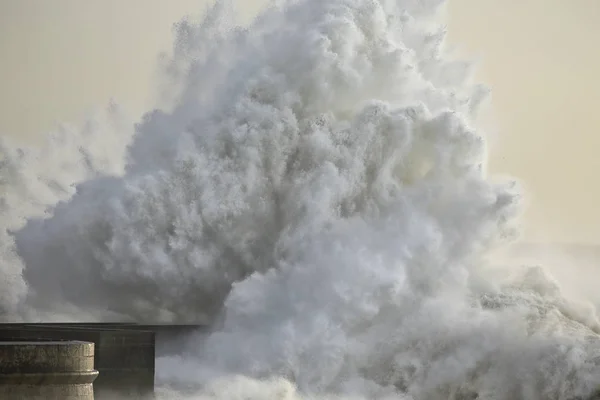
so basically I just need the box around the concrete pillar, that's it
[0,341,99,400]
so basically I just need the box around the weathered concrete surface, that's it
[0,341,98,400]
[0,325,154,399]
[0,323,204,399]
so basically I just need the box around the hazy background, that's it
[1,0,598,244]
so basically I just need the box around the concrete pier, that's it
[0,323,204,399]
[0,341,98,400]
[0,325,155,398]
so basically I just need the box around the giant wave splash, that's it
[2,0,600,398]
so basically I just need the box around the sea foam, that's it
[2,1,600,399]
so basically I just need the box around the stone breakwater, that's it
[0,340,98,400]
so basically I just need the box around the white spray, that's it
[1,0,600,398]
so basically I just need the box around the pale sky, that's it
[1,0,599,244]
